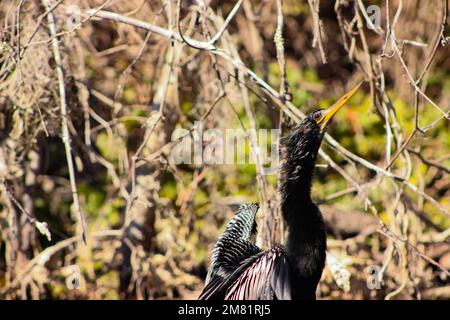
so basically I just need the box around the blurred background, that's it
[0,0,449,299]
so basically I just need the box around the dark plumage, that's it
[199,82,362,300]
[204,204,260,286]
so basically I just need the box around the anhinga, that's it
[199,82,362,300]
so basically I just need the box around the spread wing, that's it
[199,203,261,300]
[225,246,291,300]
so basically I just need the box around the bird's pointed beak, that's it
[317,81,363,131]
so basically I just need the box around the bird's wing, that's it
[199,203,261,300]
[206,238,261,280]
[200,246,291,300]
[225,246,291,300]
[204,203,260,283]
[199,239,261,300]
[221,203,259,241]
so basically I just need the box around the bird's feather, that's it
[225,246,291,300]
[199,203,261,300]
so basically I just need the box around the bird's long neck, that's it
[280,141,322,238]
[280,129,320,222]
[279,130,326,298]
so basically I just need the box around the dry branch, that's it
[42,0,87,244]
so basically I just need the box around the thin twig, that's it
[43,0,87,244]
[307,0,327,63]
[274,0,290,101]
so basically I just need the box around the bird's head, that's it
[310,81,363,134]
[283,82,362,166]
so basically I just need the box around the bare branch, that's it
[43,0,87,244]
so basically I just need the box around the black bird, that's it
[199,82,362,300]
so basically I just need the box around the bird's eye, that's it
[313,111,322,122]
